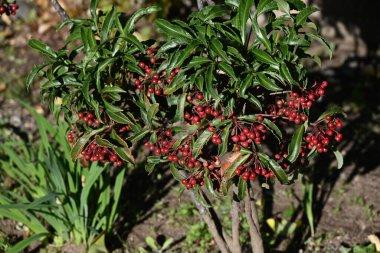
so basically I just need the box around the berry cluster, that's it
[81,142,123,167]
[305,116,343,153]
[268,81,329,124]
[230,122,267,151]
[131,47,180,96]
[181,175,205,190]
[184,93,226,125]
[235,162,274,181]
[0,1,19,16]
[78,111,101,128]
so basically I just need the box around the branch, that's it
[186,190,230,253]
[197,0,204,10]
[244,182,264,253]
[230,185,242,253]
[50,0,69,21]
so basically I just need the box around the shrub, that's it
[27,0,344,252]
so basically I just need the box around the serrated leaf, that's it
[251,48,278,66]
[258,153,289,184]
[29,39,57,59]
[239,0,255,44]
[101,6,117,41]
[206,65,220,100]
[296,6,318,26]
[169,163,184,181]
[257,73,283,91]
[147,103,159,127]
[174,94,187,121]
[95,136,116,148]
[192,130,214,158]
[71,126,107,161]
[280,63,296,85]
[210,38,231,63]
[287,124,305,163]
[247,94,263,111]
[317,107,345,121]
[223,154,251,179]
[219,62,237,81]
[114,147,134,164]
[156,19,192,40]
[124,6,160,32]
[129,129,150,144]
[107,110,133,124]
[263,118,283,140]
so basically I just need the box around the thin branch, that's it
[197,0,204,10]
[244,183,264,253]
[186,190,230,253]
[50,0,69,21]
[230,185,242,253]
[248,185,261,235]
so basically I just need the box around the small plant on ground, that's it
[27,0,344,252]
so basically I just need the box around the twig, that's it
[244,182,264,253]
[186,190,230,253]
[230,185,242,253]
[197,0,204,10]
[50,0,69,21]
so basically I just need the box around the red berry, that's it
[257,115,263,121]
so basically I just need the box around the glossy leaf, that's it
[317,106,345,121]
[257,73,283,91]
[210,38,231,63]
[170,163,184,181]
[114,147,134,164]
[258,153,290,184]
[192,130,214,158]
[29,39,57,59]
[251,48,278,66]
[263,118,283,140]
[101,6,117,41]
[287,124,305,163]
[296,7,318,26]
[71,127,107,161]
[147,103,159,127]
[206,65,220,100]
[223,154,250,179]
[238,0,254,44]
[219,62,237,81]
[237,177,246,201]
[125,6,160,32]
[156,19,192,40]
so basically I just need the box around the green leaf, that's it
[28,39,57,59]
[71,127,107,161]
[102,86,126,94]
[237,177,246,201]
[188,57,212,68]
[204,171,218,198]
[26,62,50,91]
[258,153,289,184]
[147,103,159,127]
[192,130,214,158]
[287,124,305,163]
[174,94,187,121]
[251,48,278,66]
[306,32,334,59]
[95,136,116,148]
[196,5,230,21]
[263,118,283,140]
[175,40,199,67]
[218,123,233,155]
[219,62,237,81]
[156,19,192,40]
[114,147,134,164]
[240,74,253,98]
[7,233,49,253]
[107,111,133,125]
[129,129,150,144]
[124,6,161,32]
[169,163,184,181]
[333,148,344,169]
[280,63,295,85]
[101,6,117,41]
[164,72,186,95]
[239,0,254,44]
[90,0,99,20]
[224,154,251,179]
[206,65,220,100]
[257,73,283,91]
[296,7,318,26]
[210,38,231,63]
[193,186,212,208]
[252,17,271,52]
[247,94,263,111]
[123,34,145,52]
[276,0,290,15]
[317,106,345,121]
